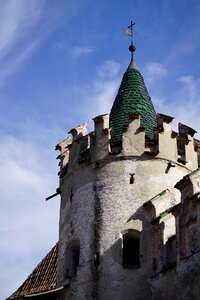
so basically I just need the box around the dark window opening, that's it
[70,190,73,203]
[122,230,140,268]
[68,240,80,279]
[167,235,176,264]
[152,258,157,271]
[129,173,135,184]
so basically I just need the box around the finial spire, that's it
[124,21,136,69]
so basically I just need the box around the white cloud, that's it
[0,0,75,87]
[0,0,46,87]
[144,62,167,86]
[64,60,121,131]
[98,60,121,78]
[0,40,38,87]
[150,74,200,138]
[89,79,119,117]
[0,132,59,300]
[142,63,200,137]
[87,60,121,119]
[0,0,45,59]
[151,95,168,112]
[72,46,93,57]
[178,75,199,100]
[173,75,200,136]
[67,79,119,132]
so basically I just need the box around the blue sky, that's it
[1,0,200,298]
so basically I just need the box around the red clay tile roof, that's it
[7,243,58,299]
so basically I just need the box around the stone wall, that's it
[55,113,198,299]
[148,170,200,300]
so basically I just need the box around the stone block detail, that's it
[121,114,145,156]
[90,114,110,162]
[178,123,198,170]
[156,113,178,162]
[143,189,173,220]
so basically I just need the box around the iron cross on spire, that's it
[128,21,135,33]
[128,21,135,41]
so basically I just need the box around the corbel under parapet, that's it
[55,136,72,170]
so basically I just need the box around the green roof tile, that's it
[109,64,157,144]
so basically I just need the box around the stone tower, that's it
[55,41,198,300]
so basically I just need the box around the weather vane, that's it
[124,21,135,43]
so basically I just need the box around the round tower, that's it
[56,41,198,300]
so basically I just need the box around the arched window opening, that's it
[68,240,80,279]
[122,230,140,268]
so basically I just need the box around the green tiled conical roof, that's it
[110,50,157,145]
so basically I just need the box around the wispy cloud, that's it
[0,40,38,87]
[0,0,74,87]
[0,0,46,59]
[98,60,121,78]
[71,46,93,57]
[89,79,120,116]
[144,62,167,86]
[142,59,200,138]
[63,59,121,130]
[178,75,199,100]
[0,0,46,87]
[0,132,59,300]
[147,71,200,138]
[174,75,200,135]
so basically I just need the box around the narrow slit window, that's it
[166,235,176,265]
[129,173,135,184]
[68,240,80,279]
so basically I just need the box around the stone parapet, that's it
[56,113,198,177]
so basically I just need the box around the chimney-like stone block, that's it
[90,114,110,162]
[69,123,88,141]
[179,123,196,138]
[68,124,88,171]
[178,123,198,170]
[93,114,109,133]
[157,113,174,130]
[156,113,178,162]
[121,114,145,156]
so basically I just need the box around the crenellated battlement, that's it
[56,112,199,177]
